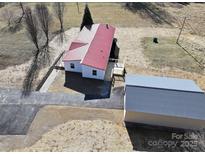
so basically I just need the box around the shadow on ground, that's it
[122,3,175,25]
[64,72,112,100]
[125,122,205,152]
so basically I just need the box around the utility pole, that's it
[176,16,187,44]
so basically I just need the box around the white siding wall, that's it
[82,65,105,80]
[124,111,205,130]
[64,60,82,73]
[124,85,205,129]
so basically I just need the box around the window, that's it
[92,70,97,76]
[70,63,75,69]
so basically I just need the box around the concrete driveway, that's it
[0,105,40,135]
[0,87,123,135]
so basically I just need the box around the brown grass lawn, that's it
[142,37,204,74]
[0,31,34,70]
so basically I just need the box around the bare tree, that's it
[22,57,40,96]
[53,2,65,43]
[1,8,14,27]
[15,2,25,24]
[22,7,41,96]
[35,3,51,51]
[22,6,52,96]
[24,7,40,56]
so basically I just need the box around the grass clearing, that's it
[0,30,34,70]
[142,37,204,74]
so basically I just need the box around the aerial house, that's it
[63,23,116,80]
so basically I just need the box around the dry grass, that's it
[166,3,205,36]
[142,37,204,73]
[0,31,34,70]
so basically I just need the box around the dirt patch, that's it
[16,119,132,152]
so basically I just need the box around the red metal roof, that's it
[81,24,115,70]
[63,24,99,62]
[63,45,88,61]
[63,24,116,70]
[69,42,87,50]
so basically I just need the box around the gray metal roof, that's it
[125,86,205,120]
[125,74,203,93]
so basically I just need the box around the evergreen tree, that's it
[80,4,94,31]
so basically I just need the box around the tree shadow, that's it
[51,29,66,45]
[177,2,190,6]
[22,50,50,97]
[21,57,40,97]
[122,3,175,26]
[0,22,23,34]
[177,42,205,71]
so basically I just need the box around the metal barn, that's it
[124,74,205,130]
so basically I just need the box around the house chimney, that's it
[106,24,109,29]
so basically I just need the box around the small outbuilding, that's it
[124,74,205,130]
